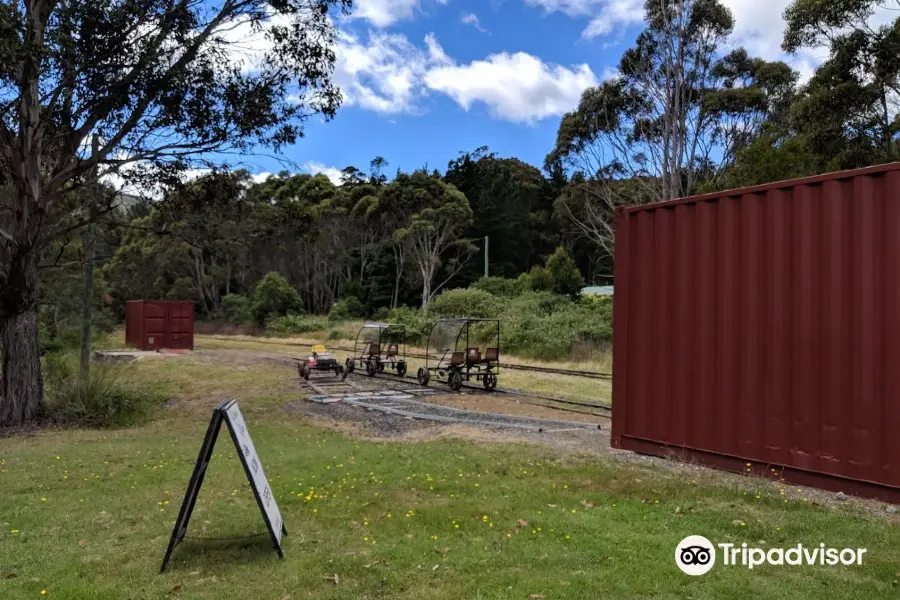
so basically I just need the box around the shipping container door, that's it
[142,302,168,349]
[166,302,194,349]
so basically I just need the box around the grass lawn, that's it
[1,354,898,599]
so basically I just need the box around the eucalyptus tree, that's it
[0,0,352,425]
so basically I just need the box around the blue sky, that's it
[241,0,843,183]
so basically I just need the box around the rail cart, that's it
[297,344,344,380]
[345,323,408,378]
[416,318,500,392]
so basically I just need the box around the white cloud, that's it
[527,0,898,81]
[302,161,344,185]
[523,0,643,39]
[581,0,644,38]
[347,0,449,28]
[523,0,600,15]
[334,29,597,123]
[334,30,450,114]
[461,12,490,34]
[347,0,419,27]
[424,51,598,123]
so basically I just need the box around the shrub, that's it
[327,329,354,341]
[545,246,585,298]
[221,294,251,325]
[471,276,526,298]
[328,296,366,321]
[527,265,553,291]
[42,354,169,428]
[388,306,432,346]
[371,306,391,321]
[471,290,614,360]
[251,272,302,326]
[431,288,503,319]
[267,314,328,336]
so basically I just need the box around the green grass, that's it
[1,356,898,599]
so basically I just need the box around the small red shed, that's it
[125,300,194,351]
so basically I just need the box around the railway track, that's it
[199,334,613,419]
[351,370,612,419]
[307,389,603,433]
[197,334,613,380]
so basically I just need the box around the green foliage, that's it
[267,315,328,336]
[42,354,169,428]
[372,306,391,321]
[327,329,354,341]
[501,292,613,360]
[328,296,366,321]
[444,148,560,282]
[387,307,433,346]
[526,265,554,292]
[220,294,251,325]
[431,288,504,319]
[471,276,527,298]
[251,272,302,326]
[545,247,585,298]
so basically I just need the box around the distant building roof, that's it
[582,285,614,296]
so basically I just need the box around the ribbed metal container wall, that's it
[611,163,900,502]
[125,300,194,351]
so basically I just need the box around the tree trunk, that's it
[0,307,43,426]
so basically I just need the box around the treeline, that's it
[89,151,591,325]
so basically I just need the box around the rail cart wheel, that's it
[448,370,463,392]
[417,367,430,386]
[377,362,385,372]
[482,371,497,391]
[345,357,355,374]
[366,359,378,377]
[397,361,408,378]
[335,365,344,378]
[299,363,310,380]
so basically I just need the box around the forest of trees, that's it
[2,0,899,425]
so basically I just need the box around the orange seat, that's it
[367,343,380,357]
[482,348,499,363]
[450,351,465,366]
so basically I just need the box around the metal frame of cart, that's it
[345,323,408,378]
[417,318,500,391]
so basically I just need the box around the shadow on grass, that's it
[163,533,282,572]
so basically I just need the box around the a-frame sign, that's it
[160,399,287,573]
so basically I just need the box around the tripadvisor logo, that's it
[675,536,867,575]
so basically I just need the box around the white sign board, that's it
[160,400,286,573]
[223,402,284,545]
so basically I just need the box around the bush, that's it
[328,296,366,321]
[431,288,503,319]
[471,276,526,298]
[545,247,585,298]
[251,272,302,326]
[327,329,354,341]
[267,314,328,336]
[388,306,432,346]
[42,354,169,428]
[221,294,251,325]
[526,265,553,291]
[501,295,612,360]
[372,306,391,321]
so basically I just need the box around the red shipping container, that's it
[125,300,194,351]
[611,163,900,502]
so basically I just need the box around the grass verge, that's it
[1,354,897,599]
